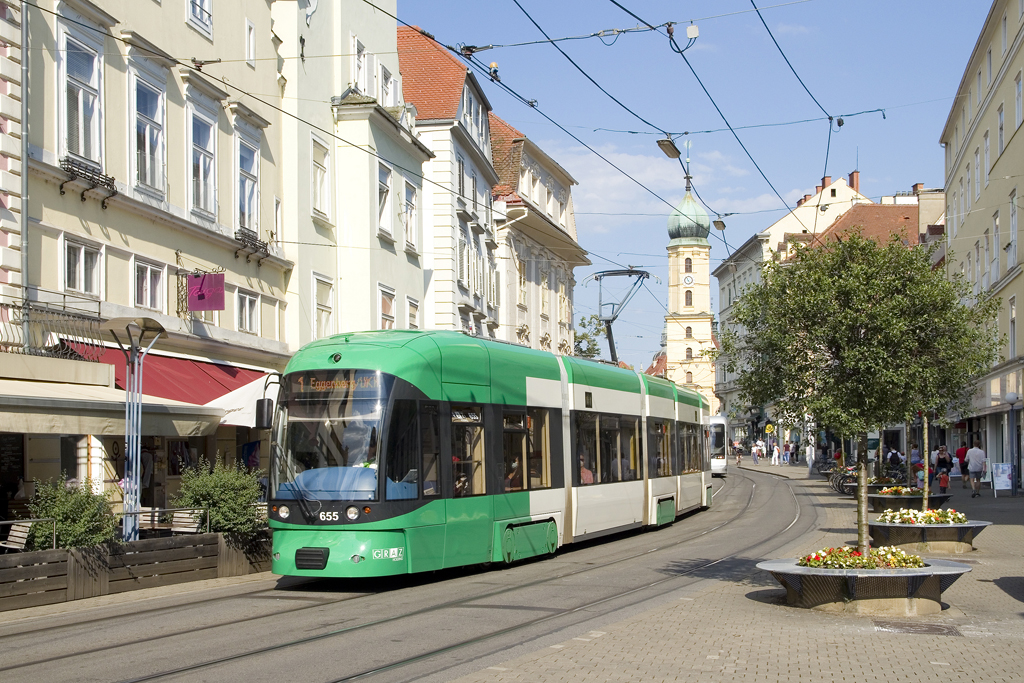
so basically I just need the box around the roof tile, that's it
[397,26,469,121]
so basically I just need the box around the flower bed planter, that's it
[757,558,972,616]
[867,493,952,513]
[869,520,992,553]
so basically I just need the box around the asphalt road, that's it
[0,469,819,683]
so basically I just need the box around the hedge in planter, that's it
[26,476,117,551]
[171,459,265,539]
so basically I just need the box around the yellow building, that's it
[940,0,1024,475]
[663,178,718,415]
[0,0,291,512]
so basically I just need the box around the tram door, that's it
[444,403,493,566]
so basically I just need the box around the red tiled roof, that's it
[489,112,524,201]
[811,204,920,248]
[397,26,468,121]
[645,351,667,378]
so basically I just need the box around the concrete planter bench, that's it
[869,520,992,554]
[867,493,952,513]
[757,558,972,616]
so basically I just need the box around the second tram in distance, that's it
[265,330,712,578]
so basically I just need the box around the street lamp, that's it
[657,137,682,159]
[1006,392,1021,497]
[101,317,165,542]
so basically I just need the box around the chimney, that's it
[912,182,924,194]
[796,197,804,207]
[821,175,832,188]
[815,185,822,195]
[803,194,812,204]
[849,170,860,193]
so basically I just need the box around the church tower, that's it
[664,176,719,415]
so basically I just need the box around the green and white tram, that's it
[264,330,711,578]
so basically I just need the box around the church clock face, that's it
[683,275,694,285]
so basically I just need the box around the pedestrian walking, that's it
[938,469,950,494]
[966,440,988,497]
[771,442,780,466]
[955,443,969,488]
[782,443,790,465]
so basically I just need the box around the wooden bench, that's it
[170,510,204,534]
[0,522,31,552]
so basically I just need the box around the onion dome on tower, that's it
[667,177,710,245]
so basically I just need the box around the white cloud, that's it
[775,23,810,36]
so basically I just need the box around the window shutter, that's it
[458,235,466,282]
[495,271,500,307]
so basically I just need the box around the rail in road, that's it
[0,470,817,683]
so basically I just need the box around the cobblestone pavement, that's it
[453,471,1024,683]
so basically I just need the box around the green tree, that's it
[172,460,265,538]
[718,233,1000,551]
[27,477,118,550]
[574,314,605,358]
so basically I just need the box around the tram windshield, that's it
[710,423,727,457]
[271,370,393,502]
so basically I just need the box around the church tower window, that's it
[686,347,693,360]
[685,290,692,307]
[685,326,692,338]
[686,372,693,383]
[684,257,692,273]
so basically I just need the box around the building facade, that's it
[940,0,1024,476]
[489,113,587,353]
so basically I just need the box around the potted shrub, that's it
[870,507,991,552]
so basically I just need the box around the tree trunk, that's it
[857,433,869,554]
[922,414,930,510]
[906,421,914,485]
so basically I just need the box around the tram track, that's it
[107,474,773,683]
[0,474,765,681]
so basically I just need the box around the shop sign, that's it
[188,273,225,311]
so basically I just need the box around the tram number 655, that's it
[319,511,339,521]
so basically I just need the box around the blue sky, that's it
[399,0,986,370]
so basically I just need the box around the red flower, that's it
[851,551,861,556]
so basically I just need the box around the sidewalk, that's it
[454,474,1024,683]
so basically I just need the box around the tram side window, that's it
[527,407,551,489]
[599,415,620,482]
[619,417,640,480]
[648,419,671,477]
[386,400,418,500]
[673,422,685,475]
[503,411,527,492]
[575,412,597,485]
[452,405,485,497]
[691,425,702,472]
[421,403,440,497]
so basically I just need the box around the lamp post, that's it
[1006,392,1021,497]
[101,318,165,542]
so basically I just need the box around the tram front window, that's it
[271,370,393,502]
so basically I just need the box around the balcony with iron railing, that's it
[0,293,105,361]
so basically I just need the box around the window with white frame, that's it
[999,105,1005,154]
[245,19,255,66]
[403,181,417,249]
[985,132,991,185]
[993,214,1001,282]
[1017,73,1023,128]
[1011,297,1017,359]
[1011,189,1018,267]
[457,156,465,197]
[492,268,500,307]
[380,65,391,106]
[978,70,983,104]
[988,49,993,84]
[189,0,213,34]
[474,243,483,295]
[64,35,101,165]
[65,241,100,295]
[966,167,971,213]
[1003,13,1008,53]
[135,260,163,311]
[378,163,392,235]
[134,78,164,191]
[354,38,366,93]
[458,231,467,286]
[274,197,282,243]
[238,290,258,333]
[238,138,259,231]
[518,259,527,307]
[471,173,478,213]
[407,298,419,329]
[540,271,549,317]
[191,108,216,214]
[312,138,330,218]
[969,89,973,120]
[558,279,567,321]
[975,149,981,200]
[314,276,332,339]
[959,179,964,223]
[379,286,395,329]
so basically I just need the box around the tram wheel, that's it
[501,527,516,564]
[546,521,558,554]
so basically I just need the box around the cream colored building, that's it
[663,180,717,414]
[0,0,291,510]
[940,0,1024,474]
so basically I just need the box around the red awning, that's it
[96,349,266,405]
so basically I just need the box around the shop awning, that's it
[204,375,276,428]
[0,378,224,436]
[94,349,267,405]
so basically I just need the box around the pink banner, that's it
[188,273,225,311]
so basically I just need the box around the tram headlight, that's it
[346,505,360,520]
[278,505,290,520]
